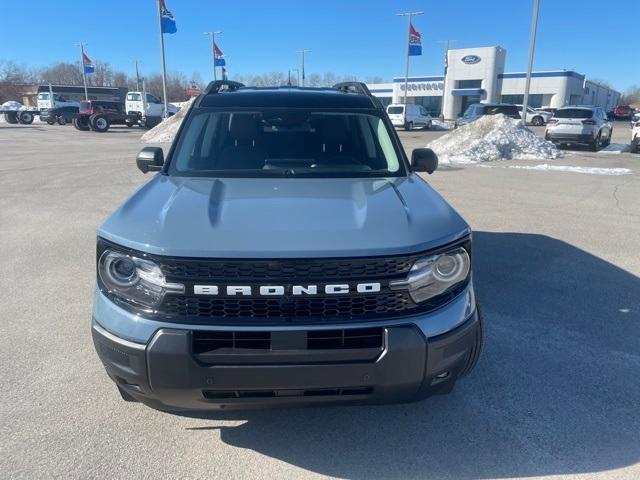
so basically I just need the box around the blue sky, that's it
[1,0,638,91]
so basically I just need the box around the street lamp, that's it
[296,50,310,87]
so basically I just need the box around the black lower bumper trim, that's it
[92,310,480,411]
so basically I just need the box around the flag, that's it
[214,43,226,66]
[221,67,228,80]
[408,23,422,56]
[82,52,95,74]
[159,0,177,34]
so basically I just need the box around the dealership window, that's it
[457,79,482,89]
[376,97,393,108]
[501,94,543,108]
[414,96,442,116]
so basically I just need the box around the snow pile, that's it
[141,96,196,143]
[428,114,560,164]
[508,164,632,176]
[598,143,631,154]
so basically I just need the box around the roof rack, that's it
[333,82,383,109]
[203,80,245,95]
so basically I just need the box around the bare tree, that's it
[621,85,640,106]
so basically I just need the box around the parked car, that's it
[91,80,482,412]
[613,105,633,120]
[75,100,133,133]
[515,105,552,126]
[125,91,178,128]
[545,106,613,151]
[537,107,557,115]
[631,117,640,153]
[39,106,79,125]
[456,103,521,127]
[386,104,433,130]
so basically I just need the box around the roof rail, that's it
[333,82,383,109]
[203,80,245,94]
[333,82,373,97]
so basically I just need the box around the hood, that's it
[99,175,469,258]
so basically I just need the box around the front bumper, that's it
[92,309,479,411]
[92,286,480,411]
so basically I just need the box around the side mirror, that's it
[136,147,164,174]
[411,148,438,174]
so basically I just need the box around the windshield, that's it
[169,110,404,178]
[554,108,593,119]
[387,106,404,114]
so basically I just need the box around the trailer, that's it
[0,109,39,125]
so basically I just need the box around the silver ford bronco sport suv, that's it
[92,81,482,411]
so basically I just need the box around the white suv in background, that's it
[516,105,552,126]
[545,106,613,151]
[386,104,432,130]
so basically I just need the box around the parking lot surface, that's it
[1,122,639,480]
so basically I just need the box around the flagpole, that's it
[78,43,89,101]
[522,0,540,128]
[135,60,141,91]
[296,50,310,87]
[204,31,222,81]
[396,11,423,108]
[156,0,169,119]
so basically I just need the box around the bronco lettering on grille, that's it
[193,283,381,296]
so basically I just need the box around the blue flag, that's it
[82,52,95,74]
[409,23,422,56]
[214,43,226,66]
[160,0,177,34]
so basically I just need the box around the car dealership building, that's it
[367,46,621,119]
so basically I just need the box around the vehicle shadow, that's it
[181,232,640,479]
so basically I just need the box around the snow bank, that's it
[508,164,632,175]
[598,143,631,154]
[140,96,195,143]
[1,100,23,110]
[428,114,560,164]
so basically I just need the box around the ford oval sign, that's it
[461,55,481,65]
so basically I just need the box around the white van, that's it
[36,92,79,111]
[125,92,178,123]
[386,104,432,130]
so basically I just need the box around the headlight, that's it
[389,246,470,303]
[98,249,184,310]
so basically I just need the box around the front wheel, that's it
[90,115,110,133]
[404,121,413,131]
[589,133,601,152]
[73,116,90,131]
[532,116,544,126]
[425,120,432,130]
[603,129,612,147]
[57,116,67,126]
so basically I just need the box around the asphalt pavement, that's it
[1,122,639,480]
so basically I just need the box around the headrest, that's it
[229,114,258,141]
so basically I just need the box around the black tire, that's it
[603,128,612,147]
[73,117,90,131]
[57,116,67,126]
[18,111,34,124]
[532,116,544,126]
[4,112,19,124]
[90,114,110,133]
[404,121,414,131]
[459,304,484,378]
[589,133,600,152]
[425,120,432,130]
[46,119,55,125]
[125,121,133,127]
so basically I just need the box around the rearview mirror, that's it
[411,148,438,174]
[136,147,164,174]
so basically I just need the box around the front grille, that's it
[192,331,271,353]
[159,256,415,282]
[162,292,413,320]
[202,387,373,400]
[307,327,383,350]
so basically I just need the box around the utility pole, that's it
[204,31,222,81]
[134,60,141,91]
[296,50,310,87]
[522,0,541,128]
[77,43,89,101]
[156,0,169,118]
[396,11,423,107]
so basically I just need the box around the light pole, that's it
[291,68,300,86]
[396,11,423,107]
[204,31,222,81]
[134,60,141,91]
[296,50,310,87]
[522,0,541,127]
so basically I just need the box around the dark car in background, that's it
[456,103,521,126]
[39,106,79,125]
[74,100,134,132]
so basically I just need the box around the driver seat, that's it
[216,114,265,169]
